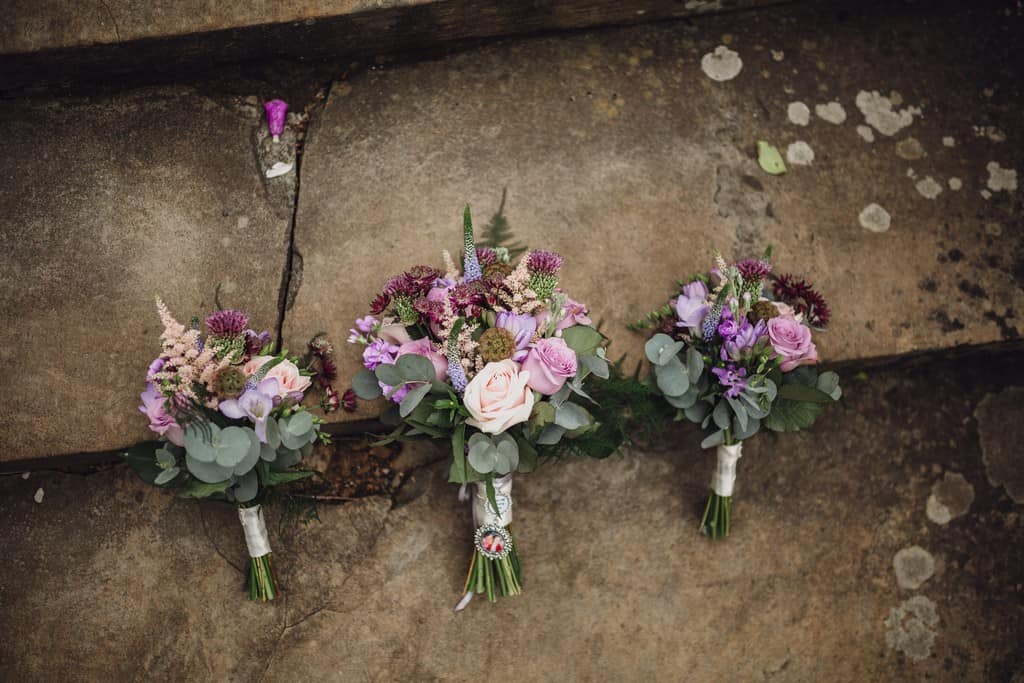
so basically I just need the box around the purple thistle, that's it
[736,258,772,281]
[462,205,482,283]
[527,250,564,275]
[206,309,249,337]
[264,99,288,141]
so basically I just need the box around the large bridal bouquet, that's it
[633,249,841,539]
[126,300,331,600]
[350,205,619,608]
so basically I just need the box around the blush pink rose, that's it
[396,338,448,382]
[243,356,312,398]
[521,337,578,395]
[534,297,593,334]
[769,300,803,322]
[463,360,535,434]
[767,317,818,372]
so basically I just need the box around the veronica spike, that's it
[462,204,482,283]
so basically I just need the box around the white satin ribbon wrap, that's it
[238,505,272,558]
[471,474,513,528]
[711,443,743,497]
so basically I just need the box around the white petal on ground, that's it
[265,162,294,178]
[859,203,891,232]
[700,45,743,81]
[786,141,815,165]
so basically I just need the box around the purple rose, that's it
[496,312,538,361]
[521,337,578,395]
[139,384,184,446]
[362,338,398,371]
[767,317,818,372]
[674,280,709,333]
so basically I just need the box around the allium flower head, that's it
[205,309,249,337]
[773,274,831,327]
[736,258,772,282]
[527,250,564,275]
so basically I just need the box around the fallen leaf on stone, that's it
[266,162,294,179]
[757,141,786,175]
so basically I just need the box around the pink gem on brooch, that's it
[474,524,512,560]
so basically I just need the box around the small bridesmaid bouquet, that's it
[126,300,331,600]
[349,203,622,608]
[633,249,841,539]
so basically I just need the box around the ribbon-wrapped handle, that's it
[711,443,743,497]
[238,505,272,558]
[471,474,513,527]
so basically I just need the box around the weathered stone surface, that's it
[2,354,1023,680]
[284,0,1024,423]
[0,88,293,461]
[975,387,1024,503]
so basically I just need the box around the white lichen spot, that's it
[815,101,847,124]
[885,596,939,661]
[21,471,30,480]
[33,488,44,504]
[894,546,936,590]
[771,50,784,62]
[685,0,721,10]
[926,471,975,525]
[981,189,992,200]
[856,124,875,142]
[985,222,1003,237]
[701,45,742,81]
[986,161,1018,192]
[915,176,943,199]
[906,167,917,179]
[859,203,891,233]
[942,136,955,147]
[786,141,814,165]
[787,101,810,126]
[855,90,921,136]
[895,137,925,160]
[974,125,1006,142]
[265,161,294,178]
[948,177,962,191]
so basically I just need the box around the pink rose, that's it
[378,323,413,346]
[396,338,447,382]
[521,337,578,395]
[535,297,593,333]
[243,356,312,399]
[139,384,184,446]
[769,300,803,322]
[463,360,535,434]
[767,317,818,372]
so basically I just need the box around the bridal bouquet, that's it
[633,249,841,539]
[126,299,330,600]
[350,205,619,608]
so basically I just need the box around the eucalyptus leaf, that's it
[554,402,593,430]
[396,353,437,382]
[273,448,303,469]
[260,443,278,462]
[655,358,690,397]
[580,354,610,379]
[185,453,233,484]
[777,383,834,404]
[665,388,698,410]
[684,401,711,424]
[123,441,164,485]
[265,417,282,450]
[374,363,403,388]
[732,415,760,441]
[177,477,232,499]
[561,325,604,356]
[727,396,748,432]
[645,334,676,366]
[686,347,704,384]
[712,399,732,431]
[352,368,384,400]
[515,435,539,474]
[286,411,314,436]
[231,428,262,476]
[155,448,175,468]
[493,434,520,474]
[537,423,567,445]
[153,467,180,486]
[764,399,826,432]
[467,433,496,474]
[816,371,842,401]
[232,469,259,502]
[701,429,726,449]
[399,382,432,418]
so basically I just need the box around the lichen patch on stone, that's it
[986,162,1018,192]
[855,90,921,136]
[701,46,742,82]
[885,596,939,660]
[942,136,955,147]
[948,177,962,191]
[787,101,810,126]
[894,546,936,590]
[815,101,847,124]
[859,203,891,232]
[915,176,943,199]
[976,388,1024,503]
[895,137,925,160]
[926,472,975,525]
[786,141,814,165]
[856,124,875,142]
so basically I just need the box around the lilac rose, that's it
[521,337,578,395]
[139,384,185,446]
[767,317,818,372]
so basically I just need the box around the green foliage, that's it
[123,441,166,485]
[757,141,786,175]
[478,188,526,258]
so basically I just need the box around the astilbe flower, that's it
[773,274,831,327]
[205,309,249,337]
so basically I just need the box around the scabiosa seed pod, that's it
[206,309,250,337]
[212,366,247,398]
[264,99,288,142]
[478,327,516,363]
[748,300,781,323]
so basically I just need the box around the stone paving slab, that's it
[2,355,1022,681]
[0,88,295,461]
[284,0,1024,423]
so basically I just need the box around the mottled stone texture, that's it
[2,355,1023,680]
[0,89,292,461]
[285,0,1024,423]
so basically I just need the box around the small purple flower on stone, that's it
[736,258,772,282]
[264,99,288,142]
[219,377,280,442]
[206,309,249,337]
[712,365,748,398]
[362,338,398,371]
[527,250,564,275]
[495,311,538,361]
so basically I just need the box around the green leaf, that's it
[732,415,760,440]
[493,433,520,473]
[816,371,842,401]
[686,347,704,384]
[448,422,469,484]
[153,467,180,486]
[777,383,834,404]
[485,476,499,521]
[185,453,233,484]
[712,399,732,430]
[286,411,314,436]
[529,401,557,432]
[232,469,259,502]
[764,399,826,432]
[177,478,232,499]
[757,140,786,175]
[655,358,690,397]
[537,423,567,445]
[644,333,676,366]
[352,368,383,400]
[665,387,698,410]
[554,402,593,430]
[374,363,403,388]
[580,354,610,379]
[396,353,437,382]
[562,325,604,357]
[260,465,315,487]
[515,434,538,473]
[467,433,496,474]
[701,429,726,449]
[123,441,164,485]
[399,382,432,417]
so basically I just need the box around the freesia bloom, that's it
[767,317,818,372]
[463,360,535,434]
[722,318,767,361]
[361,339,398,371]
[219,377,279,442]
[396,338,447,383]
[712,365,748,398]
[243,356,312,400]
[521,337,578,395]
[674,280,709,333]
[495,311,537,361]
[139,384,184,446]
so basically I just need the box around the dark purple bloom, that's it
[476,247,498,266]
[206,309,249,337]
[245,329,272,355]
[736,258,772,282]
[527,250,564,275]
[264,99,288,141]
[712,365,748,398]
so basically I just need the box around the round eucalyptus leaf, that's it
[274,448,302,470]
[493,434,520,474]
[232,469,259,503]
[286,411,314,437]
[154,466,180,486]
[155,448,176,468]
[185,453,233,484]
[265,417,282,450]
[467,435,497,474]
[215,426,256,469]
[260,442,278,462]
[712,399,732,431]
[352,368,384,400]
[656,359,690,397]
[231,428,262,476]
[184,423,218,463]
[300,442,314,457]
[645,334,676,365]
